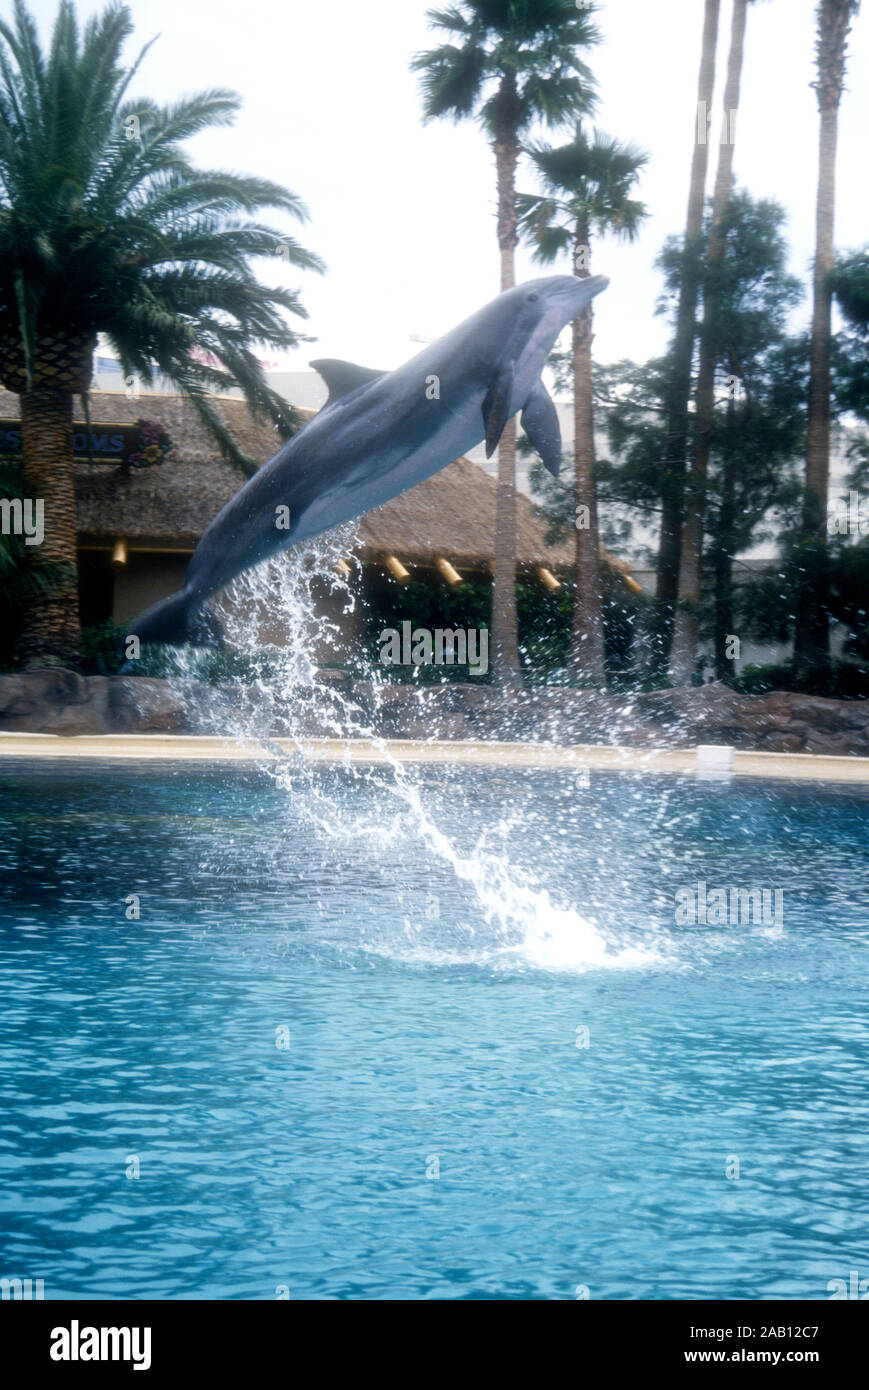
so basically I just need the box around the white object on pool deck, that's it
[696,744,735,780]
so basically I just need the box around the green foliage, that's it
[828,535,869,659]
[0,0,324,472]
[412,1,601,138]
[739,527,869,666]
[729,660,869,701]
[157,644,283,686]
[517,573,572,676]
[844,430,869,491]
[58,571,652,690]
[518,567,644,686]
[356,568,645,686]
[517,122,648,260]
[735,568,796,646]
[543,192,810,678]
[77,619,283,683]
[359,575,492,683]
[77,619,126,673]
[831,248,869,421]
[523,355,671,558]
[831,248,869,329]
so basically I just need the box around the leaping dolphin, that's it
[129,273,609,646]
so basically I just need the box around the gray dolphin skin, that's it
[129,273,609,647]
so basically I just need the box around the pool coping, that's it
[1,732,868,782]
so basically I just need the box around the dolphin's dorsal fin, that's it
[310,358,385,406]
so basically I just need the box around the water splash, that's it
[166,534,659,974]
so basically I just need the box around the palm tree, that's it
[669,0,750,686]
[0,0,323,668]
[793,0,860,671]
[413,0,600,685]
[517,125,648,684]
[656,0,721,666]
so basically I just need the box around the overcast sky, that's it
[25,0,868,372]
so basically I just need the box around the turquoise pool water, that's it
[0,760,867,1300]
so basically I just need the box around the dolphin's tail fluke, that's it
[126,589,224,650]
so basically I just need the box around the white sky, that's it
[25,0,869,371]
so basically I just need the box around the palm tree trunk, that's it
[567,216,605,684]
[713,400,738,680]
[713,548,734,680]
[793,0,855,671]
[670,0,747,686]
[18,387,81,668]
[490,72,521,687]
[655,0,721,668]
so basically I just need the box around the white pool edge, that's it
[1,732,868,783]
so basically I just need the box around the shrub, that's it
[729,660,869,700]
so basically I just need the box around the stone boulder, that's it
[0,670,867,755]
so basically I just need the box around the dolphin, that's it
[128,273,609,646]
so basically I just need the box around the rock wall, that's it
[1,671,869,756]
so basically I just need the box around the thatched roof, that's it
[0,387,636,581]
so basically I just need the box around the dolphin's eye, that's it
[526,292,538,302]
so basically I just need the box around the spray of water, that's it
[164,533,658,973]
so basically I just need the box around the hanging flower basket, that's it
[124,419,173,471]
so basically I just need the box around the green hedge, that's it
[728,660,869,700]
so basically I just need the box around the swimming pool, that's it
[1,760,867,1299]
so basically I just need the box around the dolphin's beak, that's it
[572,274,610,308]
[545,274,610,321]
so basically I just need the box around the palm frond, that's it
[520,124,649,252]
[413,0,599,131]
[412,43,487,121]
[0,0,323,468]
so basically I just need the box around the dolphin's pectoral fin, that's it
[482,358,516,458]
[521,378,563,477]
[310,358,386,406]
